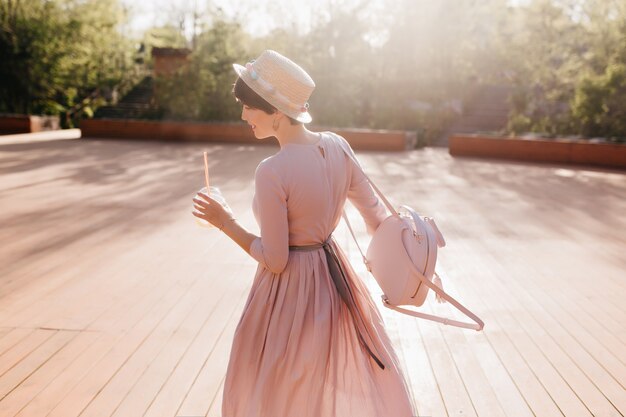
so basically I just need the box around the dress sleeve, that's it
[342,139,390,235]
[249,160,289,274]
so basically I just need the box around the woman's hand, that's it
[191,191,257,256]
[192,191,233,229]
[433,273,446,304]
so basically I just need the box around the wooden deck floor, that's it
[0,132,625,417]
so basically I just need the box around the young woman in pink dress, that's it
[192,50,417,417]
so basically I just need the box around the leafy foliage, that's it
[2,0,626,140]
[573,63,626,141]
[0,0,140,123]
[504,0,626,139]
[154,19,249,121]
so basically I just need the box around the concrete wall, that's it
[449,134,626,169]
[80,118,416,151]
[0,115,60,134]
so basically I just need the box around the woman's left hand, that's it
[192,191,232,229]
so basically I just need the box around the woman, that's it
[192,50,417,417]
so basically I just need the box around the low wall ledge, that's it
[80,118,416,151]
[449,134,626,169]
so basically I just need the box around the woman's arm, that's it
[192,159,289,273]
[340,137,389,235]
[246,161,289,273]
[220,218,257,256]
[347,176,388,235]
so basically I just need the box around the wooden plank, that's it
[415,315,479,416]
[391,181,528,416]
[391,175,523,415]
[431,156,626,327]
[456,318,537,417]
[44,265,208,417]
[0,141,260,321]
[1,229,175,331]
[1,331,99,416]
[8,240,223,417]
[0,330,74,401]
[421,300,509,417]
[207,376,226,417]
[439,259,566,417]
[442,163,626,375]
[440,252,590,417]
[170,283,250,417]
[0,328,33,358]
[1,140,625,417]
[440,228,623,416]
[108,263,251,417]
[76,261,239,417]
[506,240,626,366]
[431,257,561,415]
[386,306,450,417]
[0,329,55,380]
[458,248,618,416]
[0,210,154,328]
[344,150,620,416]
[382,166,584,416]
[473,241,626,413]
[348,253,451,417]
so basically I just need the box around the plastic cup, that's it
[193,186,232,228]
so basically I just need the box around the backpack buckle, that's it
[363,257,372,272]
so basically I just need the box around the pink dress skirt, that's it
[221,132,417,417]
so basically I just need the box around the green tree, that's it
[503,0,584,136]
[572,63,626,141]
[155,17,249,121]
[0,0,139,119]
[0,0,73,113]
[569,0,626,140]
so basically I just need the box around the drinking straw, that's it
[203,151,210,195]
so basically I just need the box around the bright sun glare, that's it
[122,0,379,39]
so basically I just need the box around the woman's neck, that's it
[275,124,319,147]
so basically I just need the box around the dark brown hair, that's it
[232,77,301,125]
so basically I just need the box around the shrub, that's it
[572,63,626,141]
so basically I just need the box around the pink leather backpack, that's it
[337,139,484,331]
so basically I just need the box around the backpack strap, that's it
[342,211,370,269]
[384,269,484,331]
[334,134,484,331]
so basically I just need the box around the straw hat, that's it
[233,50,315,123]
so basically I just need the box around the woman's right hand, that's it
[192,190,234,229]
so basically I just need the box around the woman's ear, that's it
[272,111,287,131]
[272,114,281,131]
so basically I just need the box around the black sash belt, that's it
[289,238,385,370]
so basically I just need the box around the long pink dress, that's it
[222,132,417,417]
